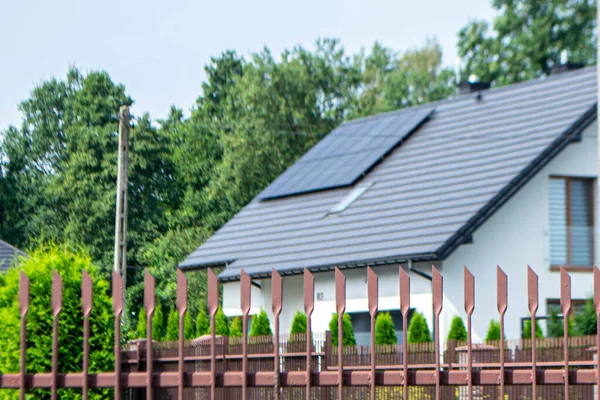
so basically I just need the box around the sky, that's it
[0,0,496,131]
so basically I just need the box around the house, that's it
[180,66,598,342]
[0,239,25,272]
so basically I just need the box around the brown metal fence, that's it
[2,265,600,400]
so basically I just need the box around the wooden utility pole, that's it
[114,105,130,319]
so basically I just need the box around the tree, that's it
[290,311,307,335]
[166,309,195,341]
[375,312,397,345]
[0,245,114,399]
[575,297,597,335]
[485,320,502,341]
[215,307,229,336]
[548,307,574,338]
[230,317,242,337]
[152,303,165,341]
[196,303,210,336]
[458,0,597,86]
[522,319,544,339]
[447,316,468,342]
[407,312,432,344]
[349,39,455,119]
[135,307,147,339]
[329,313,356,346]
[250,310,272,336]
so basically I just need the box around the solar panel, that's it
[258,106,435,200]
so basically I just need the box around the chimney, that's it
[551,50,584,75]
[458,80,491,95]
[551,62,584,75]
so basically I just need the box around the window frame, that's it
[549,176,595,272]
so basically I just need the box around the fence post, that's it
[323,330,332,400]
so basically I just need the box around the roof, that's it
[0,240,25,272]
[180,67,597,280]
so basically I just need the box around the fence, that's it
[1,265,600,400]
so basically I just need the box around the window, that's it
[549,177,594,268]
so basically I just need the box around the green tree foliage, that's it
[290,311,308,335]
[0,245,113,399]
[166,309,195,341]
[447,316,468,342]
[523,319,544,339]
[166,309,179,341]
[135,307,147,339]
[375,312,397,345]
[349,39,456,118]
[407,312,432,344]
[196,303,210,337]
[548,307,574,337]
[575,297,597,335]
[215,307,229,336]
[152,303,165,341]
[458,0,597,86]
[229,316,242,337]
[250,310,272,337]
[329,313,356,346]
[485,320,502,341]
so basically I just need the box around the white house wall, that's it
[443,122,598,341]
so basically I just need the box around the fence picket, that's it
[304,268,315,399]
[144,270,155,400]
[399,266,410,400]
[112,271,123,400]
[432,266,443,400]
[51,271,62,400]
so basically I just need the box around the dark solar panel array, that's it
[259,106,435,199]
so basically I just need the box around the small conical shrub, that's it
[548,307,574,337]
[290,311,307,335]
[407,312,432,344]
[329,313,356,346]
[522,319,543,339]
[250,310,272,336]
[196,305,209,336]
[575,297,596,335]
[215,307,229,336]
[165,309,196,340]
[230,316,242,337]
[135,307,147,339]
[485,320,501,341]
[166,309,179,341]
[447,316,467,342]
[152,303,165,341]
[375,312,397,345]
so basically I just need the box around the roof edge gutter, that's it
[407,259,432,281]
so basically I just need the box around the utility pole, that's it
[114,105,130,321]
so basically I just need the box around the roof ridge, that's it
[341,66,596,127]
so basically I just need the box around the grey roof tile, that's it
[0,240,25,272]
[180,67,598,280]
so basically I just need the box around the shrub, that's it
[446,316,467,342]
[329,313,356,346]
[215,307,229,336]
[522,319,543,339]
[152,303,165,341]
[407,312,432,344]
[575,297,596,335]
[375,312,397,345]
[196,303,209,336]
[290,311,307,335]
[230,316,242,337]
[485,320,501,341]
[166,309,195,341]
[250,309,272,336]
[0,246,114,399]
[135,307,147,339]
[548,307,574,337]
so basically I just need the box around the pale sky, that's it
[0,0,496,130]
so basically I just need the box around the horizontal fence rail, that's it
[1,266,600,400]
